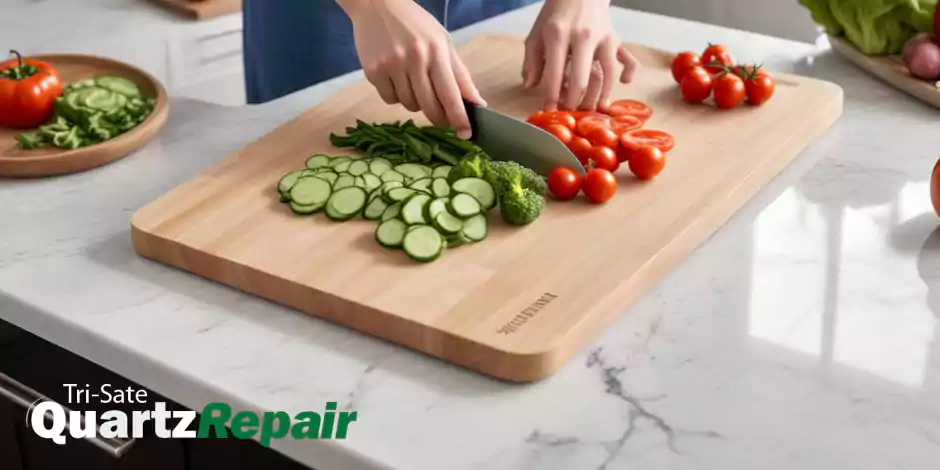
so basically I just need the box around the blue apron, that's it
[243,0,537,104]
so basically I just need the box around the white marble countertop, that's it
[2,2,940,470]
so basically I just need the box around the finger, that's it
[597,39,620,110]
[365,65,398,105]
[578,62,603,110]
[391,70,419,112]
[540,24,569,111]
[451,49,487,106]
[564,31,596,110]
[617,44,638,83]
[430,46,472,139]
[522,35,545,89]
[408,53,447,128]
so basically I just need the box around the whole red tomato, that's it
[615,144,631,163]
[671,52,702,83]
[583,168,617,204]
[587,146,619,172]
[544,123,574,145]
[744,74,775,106]
[567,136,593,166]
[628,145,666,181]
[548,167,583,201]
[680,66,713,104]
[0,50,63,129]
[702,43,734,74]
[714,72,746,109]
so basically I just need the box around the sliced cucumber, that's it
[432,165,453,179]
[402,225,444,262]
[334,174,355,189]
[325,187,368,221]
[348,160,369,176]
[363,174,382,192]
[315,171,338,185]
[329,156,352,168]
[381,201,403,222]
[354,176,366,188]
[394,163,432,181]
[289,177,332,207]
[387,187,417,203]
[444,233,470,248]
[363,197,389,220]
[369,158,393,176]
[95,76,141,98]
[402,194,432,225]
[381,171,405,183]
[376,219,408,249]
[409,177,432,193]
[431,178,450,198]
[289,201,321,215]
[306,154,332,169]
[452,177,496,211]
[449,193,482,218]
[277,170,306,196]
[426,197,449,222]
[461,214,487,242]
[433,211,463,235]
[333,160,352,173]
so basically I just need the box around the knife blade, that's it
[463,100,585,176]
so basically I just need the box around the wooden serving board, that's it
[147,0,241,20]
[0,54,168,178]
[131,35,843,382]
[829,35,940,110]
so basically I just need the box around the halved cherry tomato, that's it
[575,114,610,137]
[702,43,734,74]
[583,168,617,204]
[671,52,702,83]
[585,127,619,149]
[567,136,593,166]
[621,129,675,153]
[628,145,666,181]
[606,99,653,122]
[527,110,576,130]
[548,167,583,201]
[608,115,643,135]
[587,146,619,172]
[544,123,574,145]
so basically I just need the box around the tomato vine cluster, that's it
[672,44,776,109]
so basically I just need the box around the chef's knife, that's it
[463,100,585,176]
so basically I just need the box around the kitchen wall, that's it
[613,0,821,43]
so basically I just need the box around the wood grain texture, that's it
[146,0,242,20]
[0,55,169,178]
[829,35,940,110]
[131,35,843,382]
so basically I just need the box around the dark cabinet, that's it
[0,319,312,470]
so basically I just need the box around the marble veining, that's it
[2,2,939,470]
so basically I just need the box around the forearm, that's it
[335,0,375,19]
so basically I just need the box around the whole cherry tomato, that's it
[584,126,619,149]
[615,144,631,163]
[583,168,618,204]
[527,110,576,130]
[713,72,746,109]
[548,167,583,201]
[587,146,619,172]
[544,123,574,145]
[702,43,734,74]
[628,145,666,181]
[744,73,775,106]
[680,66,713,104]
[671,52,702,83]
[567,136,593,166]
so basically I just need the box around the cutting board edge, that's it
[129,221,570,383]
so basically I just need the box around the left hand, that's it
[522,0,638,112]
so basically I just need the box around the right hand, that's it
[340,0,486,139]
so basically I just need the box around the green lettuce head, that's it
[799,0,936,55]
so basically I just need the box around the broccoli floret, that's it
[447,150,491,184]
[483,160,547,225]
[499,180,545,225]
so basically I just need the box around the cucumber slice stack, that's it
[276,156,493,263]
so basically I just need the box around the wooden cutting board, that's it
[147,0,241,20]
[829,35,940,110]
[131,35,843,382]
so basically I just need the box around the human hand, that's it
[339,0,486,139]
[522,0,639,112]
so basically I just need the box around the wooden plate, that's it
[829,35,940,110]
[0,54,169,178]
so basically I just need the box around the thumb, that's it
[451,50,487,106]
[522,35,545,89]
[617,44,638,84]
